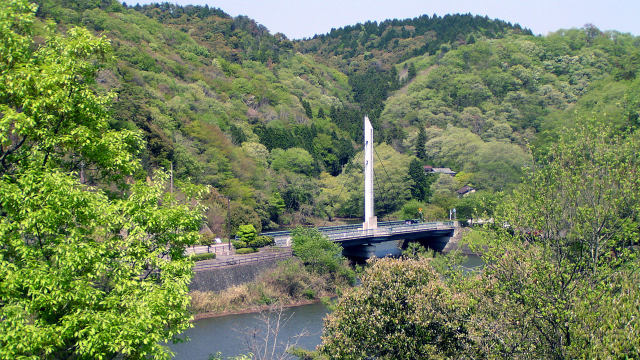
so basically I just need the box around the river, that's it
[170,243,483,359]
[169,302,328,359]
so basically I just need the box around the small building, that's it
[434,168,456,176]
[457,185,476,197]
[424,165,457,176]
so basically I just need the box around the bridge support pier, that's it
[401,234,452,253]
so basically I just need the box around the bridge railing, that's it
[193,248,293,271]
[261,221,455,245]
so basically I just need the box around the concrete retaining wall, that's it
[190,258,282,293]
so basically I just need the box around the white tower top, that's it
[363,116,377,230]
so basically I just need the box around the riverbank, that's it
[190,257,352,318]
[192,298,322,320]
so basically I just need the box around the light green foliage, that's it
[0,3,141,179]
[464,117,640,358]
[233,225,273,250]
[318,143,412,218]
[235,224,257,244]
[0,170,204,360]
[0,3,205,358]
[425,126,531,191]
[454,190,501,224]
[191,252,216,261]
[270,147,314,175]
[320,258,472,359]
[291,227,350,280]
[398,199,428,220]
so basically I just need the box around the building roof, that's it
[433,167,456,175]
[457,185,475,195]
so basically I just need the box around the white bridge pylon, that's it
[363,116,377,230]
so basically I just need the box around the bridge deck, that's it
[261,221,455,246]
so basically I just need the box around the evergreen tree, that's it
[408,158,432,201]
[415,126,427,160]
[407,62,417,80]
[301,99,313,118]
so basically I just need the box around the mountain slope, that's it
[30,0,640,230]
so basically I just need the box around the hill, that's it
[30,0,640,231]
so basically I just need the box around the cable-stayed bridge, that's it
[259,116,457,258]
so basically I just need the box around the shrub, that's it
[191,252,216,261]
[302,289,316,300]
[249,235,275,248]
[291,227,344,275]
[235,247,258,255]
[231,240,247,249]
[236,224,257,244]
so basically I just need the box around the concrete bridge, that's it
[260,117,457,259]
[261,220,455,258]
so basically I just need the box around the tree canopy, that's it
[0,1,205,358]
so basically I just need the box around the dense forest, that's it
[29,0,632,236]
[2,0,639,358]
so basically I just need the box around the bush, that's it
[249,235,275,248]
[291,227,345,275]
[235,247,258,254]
[191,252,216,261]
[234,231,274,250]
[302,289,316,300]
[236,224,257,245]
[231,240,247,249]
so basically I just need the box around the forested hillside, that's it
[31,0,640,234]
[297,14,532,70]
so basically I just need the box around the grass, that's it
[190,252,216,261]
[190,257,352,315]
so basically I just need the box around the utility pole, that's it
[226,197,231,251]
[170,161,174,193]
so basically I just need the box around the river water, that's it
[170,302,328,359]
[170,241,483,359]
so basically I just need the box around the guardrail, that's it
[322,221,454,241]
[193,248,293,271]
[259,221,455,246]
[260,219,426,238]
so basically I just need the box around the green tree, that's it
[0,2,205,358]
[408,158,433,201]
[270,147,314,175]
[466,117,640,358]
[291,227,345,276]
[414,126,427,160]
[235,224,257,246]
[407,62,417,80]
[321,258,472,359]
[301,98,313,118]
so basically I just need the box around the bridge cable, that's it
[320,151,363,227]
[372,170,391,222]
[373,146,395,222]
